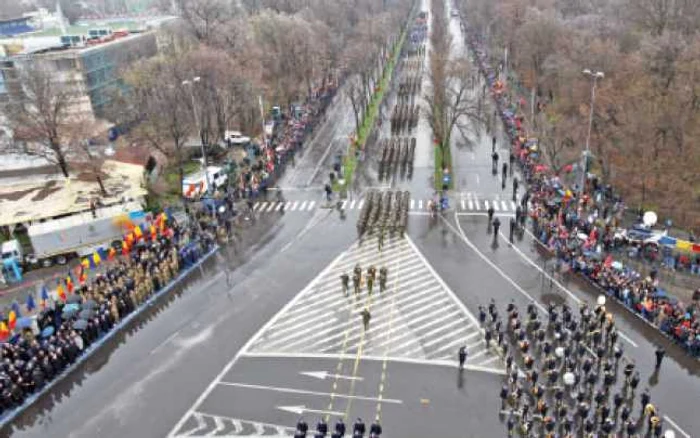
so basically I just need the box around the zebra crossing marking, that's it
[250,195,518,214]
[245,235,503,371]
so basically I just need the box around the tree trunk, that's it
[178,163,185,197]
[96,173,108,197]
[52,140,70,177]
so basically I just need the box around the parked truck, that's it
[0,202,147,280]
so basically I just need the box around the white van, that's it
[182,166,228,198]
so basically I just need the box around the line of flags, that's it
[1,213,171,341]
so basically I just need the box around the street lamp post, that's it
[182,76,212,195]
[580,69,604,196]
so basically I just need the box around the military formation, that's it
[389,100,419,134]
[356,190,410,240]
[294,417,383,438]
[465,299,675,438]
[340,264,390,299]
[378,137,416,180]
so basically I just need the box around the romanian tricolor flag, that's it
[0,322,9,341]
[157,213,167,232]
[57,283,66,301]
[65,275,74,293]
[150,224,157,242]
[133,225,143,240]
[78,265,87,284]
[108,247,116,260]
[92,251,101,267]
[8,310,17,331]
[81,258,91,270]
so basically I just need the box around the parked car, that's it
[225,131,251,147]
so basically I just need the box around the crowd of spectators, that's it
[466,30,700,357]
[233,86,338,200]
[0,213,217,417]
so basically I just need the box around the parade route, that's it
[169,234,505,437]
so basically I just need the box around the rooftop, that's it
[0,160,147,226]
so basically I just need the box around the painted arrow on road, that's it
[300,371,364,381]
[278,405,345,417]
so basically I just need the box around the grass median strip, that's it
[341,26,409,190]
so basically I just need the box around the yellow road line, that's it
[375,239,402,422]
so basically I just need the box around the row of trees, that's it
[459,0,700,229]
[0,0,413,196]
[426,0,480,176]
[119,0,412,193]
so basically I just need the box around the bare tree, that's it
[3,64,80,178]
[124,56,193,196]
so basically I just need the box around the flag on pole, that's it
[108,247,116,260]
[8,310,17,331]
[57,283,66,301]
[0,322,9,341]
[92,251,101,267]
[10,301,21,318]
[65,274,74,293]
[41,286,49,309]
[81,258,90,270]
[26,294,36,312]
[78,264,87,284]
[133,226,143,240]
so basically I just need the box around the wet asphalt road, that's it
[4,2,699,438]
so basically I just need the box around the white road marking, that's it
[212,415,225,434]
[510,201,517,210]
[468,200,474,209]
[484,200,490,210]
[419,199,423,209]
[307,200,316,210]
[240,351,506,375]
[448,214,546,313]
[300,371,364,381]
[663,415,691,438]
[278,405,345,417]
[218,381,403,404]
[492,201,499,211]
[299,201,308,211]
[411,199,415,209]
[275,202,283,211]
[166,250,349,438]
[290,201,299,211]
[500,200,508,210]
[357,199,364,210]
[349,200,356,209]
[461,199,466,210]
[253,202,263,211]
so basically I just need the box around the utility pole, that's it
[182,76,211,195]
[580,69,604,196]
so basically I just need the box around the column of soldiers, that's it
[469,299,672,437]
[340,265,389,297]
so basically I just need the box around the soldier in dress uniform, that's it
[379,267,388,292]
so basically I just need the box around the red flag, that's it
[65,275,74,293]
[108,247,116,260]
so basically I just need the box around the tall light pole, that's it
[182,76,211,195]
[580,69,604,196]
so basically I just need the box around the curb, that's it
[0,245,220,430]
